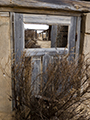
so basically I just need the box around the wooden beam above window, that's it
[0,0,90,13]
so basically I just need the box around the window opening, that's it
[24,24,68,49]
[56,26,68,48]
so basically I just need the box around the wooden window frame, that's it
[23,14,72,57]
[11,12,81,109]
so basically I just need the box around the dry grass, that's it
[7,53,90,120]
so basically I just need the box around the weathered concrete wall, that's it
[0,13,12,120]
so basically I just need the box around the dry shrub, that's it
[2,53,90,120]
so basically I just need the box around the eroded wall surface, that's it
[83,13,90,57]
[0,13,12,120]
[0,10,90,120]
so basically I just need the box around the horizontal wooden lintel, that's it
[24,48,68,57]
[0,0,90,13]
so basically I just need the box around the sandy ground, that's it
[37,40,51,48]
[37,36,51,48]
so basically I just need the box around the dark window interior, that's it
[56,26,68,48]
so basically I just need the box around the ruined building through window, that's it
[24,24,68,49]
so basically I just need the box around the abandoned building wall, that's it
[0,13,12,120]
[0,7,89,120]
[83,13,90,58]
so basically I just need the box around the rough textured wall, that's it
[83,13,90,57]
[0,13,12,120]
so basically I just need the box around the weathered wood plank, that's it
[0,7,82,16]
[13,13,24,108]
[42,54,50,84]
[0,0,11,5]
[31,56,41,94]
[75,16,81,60]
[0,0,90,12]
[68,16,77,61]
[10,12,15,110]
[51,25,57,47]
[23,14,71,25]
[24,48,68,57]
[14,13,24,63]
